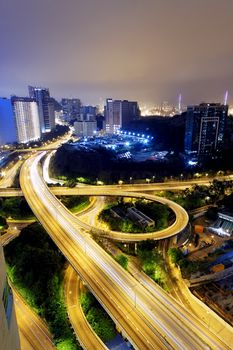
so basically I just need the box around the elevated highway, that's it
[1,172,233,197]
[19,152,233,350]
[0,184,189,242]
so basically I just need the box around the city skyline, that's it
[1,2,233,349]
[1,0,233,105]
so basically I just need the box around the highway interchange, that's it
[1,147,233,349]
[17,151,233,350]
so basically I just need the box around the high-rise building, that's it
[12,97,41,144]
[104,99,140,133]
[184,103,227,157]
[104,99,121,133]
[0,245,20,350]
[0,98,17,146]
[96,114,105,131]
[80,105,97,121]
[28,86,55,133]
[121,100,140,128]
[74,120,97,137]
[60,98,81,122]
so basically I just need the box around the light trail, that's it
[19,152,233,350]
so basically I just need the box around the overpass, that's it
[0,185,189,242]
[19,152,232,350]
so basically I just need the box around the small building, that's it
[209,211,233,237]
[127,207,154,228]
[194,225,204,234]
[210,264,225,273]
[110,208,125,219]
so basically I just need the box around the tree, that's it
[206,207,218,221]
[168,248,184,264]
[66,179,76,188]
[115,254,128,270]
[0,215,7,229]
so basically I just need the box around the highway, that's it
[163,247,233,345]
[2,227,56,350]
[78,203,233,350]
[12,285,55,350]
[64,264,107,350]
[0,226,20,246]
[20,152,233,350]
[0,159,23,188]
[0,173,232,196]
[0,178,190,242]
[68,188,189,241]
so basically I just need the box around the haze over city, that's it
[1,1,233,350]
[1,0,233,105]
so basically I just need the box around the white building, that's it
[74,120,97,137]
[12,97,41,143]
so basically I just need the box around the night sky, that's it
[1,0,233,106]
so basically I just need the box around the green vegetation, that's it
[66,179,76,188]
[164,179,233,211]
[137,241,168,289]
[136,200,171,229]
[0,197,34,220]
[58,196,90,213]
[0,215,8,231]
[206,207,218,221]
[99,210,139,232]
[50,143,186,183]
[168,247,208,278]
[4,223,81,350]
[80,291,117,342]
[167,247,184,264]
[115,254,128,270]
[219,192,233,211]
[98,199,170,233]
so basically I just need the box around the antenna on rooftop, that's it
[224,90,228,106]
[178,93,182,113]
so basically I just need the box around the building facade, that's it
[0,245,20,350]
[121,100,140,128]
[74,120,97,137]
[80,105,97,121]
[104,99,140,133]
[61,98,81,122]
[29,86,55,133]
[12,97,41,143]
[0,98,17,146]
[184,103,227,157]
